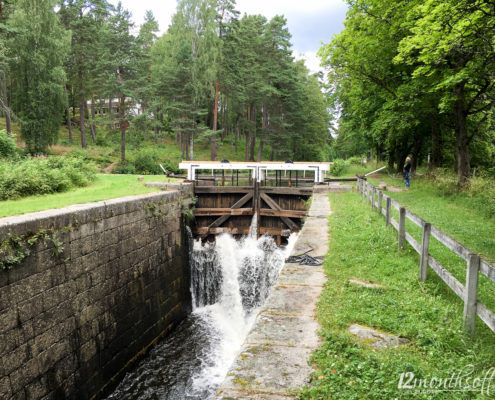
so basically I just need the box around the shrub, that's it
[0,130,18,159]
[134,149,162,175]
[347,156,364,165]
[0,156,98,200]
[330,159,349,176]
[113,163,136,175]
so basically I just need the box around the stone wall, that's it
[0,185,193,399]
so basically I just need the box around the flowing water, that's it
[106,227,297,400]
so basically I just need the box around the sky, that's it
[109,0,348,74]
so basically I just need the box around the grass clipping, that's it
[299,191,495,399]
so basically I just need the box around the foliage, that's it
[319,0,495,188]
[330,159,349,177]
[8,0,70,153]
[0,156,97,200]
[0,129,17,159]
[300,191,495,399]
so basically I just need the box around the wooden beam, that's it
[194,227,249,235]
[194,208,253,217]
[193,226,292,237]
[259,187,313,196]
[194,186,253,194]
[260,193,299,231]
[208,192,253,228]
[260,208,306,218]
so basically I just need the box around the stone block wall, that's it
[0,185,193,399]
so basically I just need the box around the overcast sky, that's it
[109,0,348,73]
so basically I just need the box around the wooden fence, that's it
[357,178,495,337]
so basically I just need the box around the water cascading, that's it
[106,223,296,400]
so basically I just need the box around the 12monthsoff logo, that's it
[398,365,495,395]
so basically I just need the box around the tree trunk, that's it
[270,149,274,161]
[90,96,96,141]
[211,76,220,161]
[87,102,96,143]
[120,95,126,164]
[1,72,11,134]
[387,150,394,171]
[454,84,470,189]
[79,94,87,149]
[108,98,113,116]
[430,116,442,171]
[64,83,73,143]
[249,105,256,161]
[245,132,249,161]
[257,140,264,162]
[411,136,421,174]
[155,107,160,144]
[189,131,194,160]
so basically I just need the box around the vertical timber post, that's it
[371,187,376,211]
[463,253,480,337]
[362,180,366,200]
[398,207,406,250]
[378,191,383,215]
[386,197,391,227]
[254,168,260,238]
[419,222,431,282]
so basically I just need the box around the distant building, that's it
[86,97,145,117]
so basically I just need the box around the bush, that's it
[0,156,98,200]
[134,149,162,175]
[347,156,364,165]
[330,159,349,176]
[113,163,136,175]
[117,148,180,175]
[0,130,18,159]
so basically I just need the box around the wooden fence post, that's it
[371,187,375,210]
[463,253,480,337]
[378,191,383,215]
[368,184,372,205]
[362,181,366,200]
[386,197,391,227]
[419,222,431,281]
[398,207,406,250]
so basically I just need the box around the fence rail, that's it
[357,178,495,337]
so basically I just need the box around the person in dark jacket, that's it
[403,157,411,190]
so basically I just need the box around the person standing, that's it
[403,157,412,190]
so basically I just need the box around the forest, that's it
[0,0,330,166]
[321,0,495,188]
[1,0,495,191]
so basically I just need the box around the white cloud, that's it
[110,0,347,55]
[293,51,322,75]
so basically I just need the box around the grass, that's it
[363,172,495,313]
[0,174,178,217]
[366,173,495,261]
[300,191,495,399]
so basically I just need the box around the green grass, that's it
[0,174,178,217]
[367,174,495,262]
[300,191,495,399]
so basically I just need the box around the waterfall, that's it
[188,231,297,397]
[106,229,297,400]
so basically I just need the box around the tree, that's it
[8,0,70,153]
[98,2,139,163]
[396,0,495,188]
[58,0,111,148]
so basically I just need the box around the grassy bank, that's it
[300,191,495,399]
[0,174,178,218]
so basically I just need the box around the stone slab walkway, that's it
[216,192,331,399]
